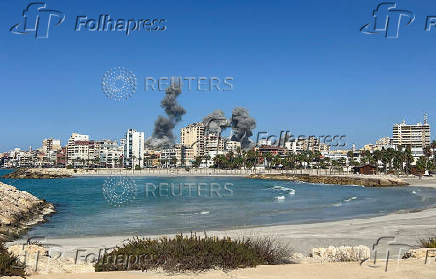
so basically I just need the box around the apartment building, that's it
[66,133,92,166]
[124,129,145,168]
[42,138,61,154]
[225,140,241,153]
[180,122,205,157]
[392,115,431,157]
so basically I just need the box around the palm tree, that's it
[404,146,414,174]
[432,140,436,168]
[264,152,273,169]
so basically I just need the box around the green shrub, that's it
[0,242,25,277]
[94,233,293,273]
[419,237,436,248]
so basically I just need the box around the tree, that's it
[404,146,414,174]
[193,156,203,168]
[264,152,273,169]
[416,157,428,175]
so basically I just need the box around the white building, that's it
[225,140,241,153]
[66,133,91,166]
[393,115,431,157]
[124,129,145,168]
[99,141,123,168]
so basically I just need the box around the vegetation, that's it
[191,145,436,174]
[0,242,25,277]
[419,237,436,248]
[94,234,293,273]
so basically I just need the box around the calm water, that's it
[1,169,436,238]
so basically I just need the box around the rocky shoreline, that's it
[2,168,72,179]
[249,173,409,187]
[0,182,55,242]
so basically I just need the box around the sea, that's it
[1,169,435,238]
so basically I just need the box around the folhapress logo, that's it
[10,2,65,39]
[361,2,415,39]
[10,2,167,39]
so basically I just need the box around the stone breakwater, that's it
[0,182,55,242]
[2,168,72,179]
[249,173,409,187]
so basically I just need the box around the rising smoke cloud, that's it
[145,82,186,149]
[202,107,256,150]
[202,109,230,136]
[230,107,256,149]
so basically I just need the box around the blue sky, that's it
[0,0,435,151]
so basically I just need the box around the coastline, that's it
[6,168,436,188]
[14,206,436,257]
[0,182,55,242]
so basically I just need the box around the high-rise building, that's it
[392,115,431,157]
[42,138,61,154]
[181,122,205,158]
[393,117,431,148]
[66,133,91,166]
[124,129,145,168]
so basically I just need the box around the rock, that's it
[2,168,72,179]
[0,182,55,242]
[311,245,370,262]
[403,248,436,259]
[8,244,94,275]
[249,173,408,187]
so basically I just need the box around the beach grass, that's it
[94,233,293,273]
[0,242,26,277]
[419,237,436,248]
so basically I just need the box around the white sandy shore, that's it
[26,260,436,279]
[12,206,436,261]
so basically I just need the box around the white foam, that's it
[275,195,286,200]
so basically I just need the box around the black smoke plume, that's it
[230,107,256,149]
[202,110,230,136]
[146,82,186,149]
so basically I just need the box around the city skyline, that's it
[0,113,433,153]
[1,0,436,151]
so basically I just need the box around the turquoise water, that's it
[1,169,436,238]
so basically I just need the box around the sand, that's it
[13,206,436,261]
[25,260,436,279]
[5,172,436,278]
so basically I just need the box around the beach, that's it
[26,260,436,279]
[3,172,436,278]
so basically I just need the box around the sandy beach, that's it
[26,260,436,279]
[12,205,436,260]
[4,172,436,278]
